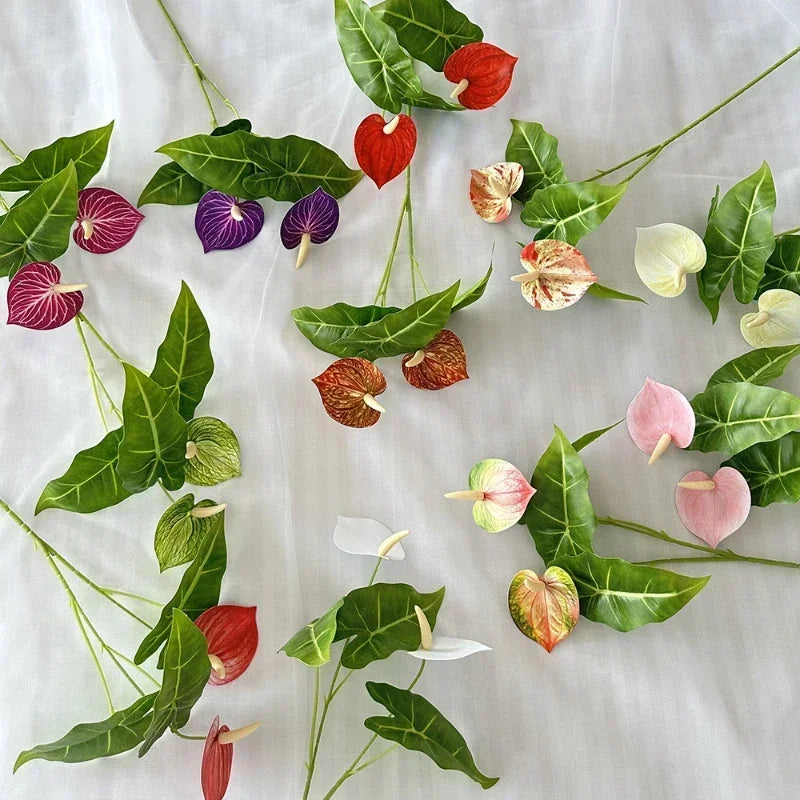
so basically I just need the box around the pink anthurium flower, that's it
[626,378,695,465]
[407,605,491,661]
[73,188,144,254]
[194,605,258,686]
[469,162,523,223]
[202,716,260,800]
[675,467,751,548]
[7,262,86,330]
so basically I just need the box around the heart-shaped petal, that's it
[195,190,264,253]
[508,567,579,652]
[333,516,407,560]
[354,113,417,189]
[73,188,144,254]
[741,289,800,348]
[444,42,518,110]
[280,187,340,268]
[202,716,233,800]
[312,357,387,428]
[514,240,598,310]
[401,329,469,390]
[675,467,751,548]
[627,377,695,464]
[7,262,85,330]
[194,605,259,686]
[469,162,524,223]
[634,223,707,297]
[407,636,492,661]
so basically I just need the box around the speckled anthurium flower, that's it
[626,377,695,465]
[354,113,417,188]
[73,188,144,254]
[7,262,86,330]
[740,289,800,348]
[512,240,598,310]
[401,329,468,390]
[634,223,707,297]
[446,458,535,533]
[333,515,408,560]
[202,717,260,800]
[312,357,387,428]
[195,190,264,253]
[407,604,491,661]
[194,605,258,686]
[444,42,518,110]
[280,187,339,268]
[508,567,579,653]
[469,162,523,223]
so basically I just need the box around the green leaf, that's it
[705,344,800,389]
[404,90,464,111]
[505,120,566,203]
[333,582,445,669]
[117,364,188,493]
[365,683,498,789]
[14,694,155,772]
[759,235,800,294]
[210,118,253,136]
[135,510,226,664]
[154,494,222,572]
[150,281,214,420]
[702,162,777,304]
[280,599,344,667]
[571,419,623,452]
[0,122,113,193]
[139,610,211,756]
[137,161,205,207]
[587,283,647,303]
[552,552,709,632]
[696,267,720,323]
[723,433,800,507]
[373,0,483,71]
[334,0,423,113]
[520,181,628,246]
[184,417,241,486]
[690,382,800,455]
[451,265,492,312]
[0,163,78,278]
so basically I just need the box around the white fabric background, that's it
[1,1,799,798]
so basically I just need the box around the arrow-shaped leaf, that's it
[281,599,344,667]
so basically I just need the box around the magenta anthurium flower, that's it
[202,716,260,800]
[73,188,144,254]
[280,187,339,268]
[194,605,258,686]
[195,191,265,253]
[7,262,86,330]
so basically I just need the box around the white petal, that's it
[634,223,706,298]
[741,289,800,348]
[407,636,491,661]
[333,516,405,560]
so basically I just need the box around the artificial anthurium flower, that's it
[280,187,339,268]
[512,240,598,310]
[194,605,259,686]
[445,458,535,533]
[407,605,491,661]
[333,515,408,560]
[312,357,387,428]
[72,188,144,254]
[626,378,695,464]
[469,162,523,223]
[740,288,800,348]
[507,567,579,653]
[6,262,86,330]
[675,467,751,548]
[202,716,260,800]
[195,190,264,253]
[444,42,518,110]
[634,223,707,297]
[354,113,417,189]
[401,329,468,390]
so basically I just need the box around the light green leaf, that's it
[723,433,800,507]
[404,90,464,111]
[154,494,222,572]
[505,120,566,203]
[571,419,623,452]
[759,235,800,294]
[184,417,241,486]
[705,344,800,389]
[451,265,492,312]
[280,599,344,667]
[587,283,647,303]
[138,162,205,207]
[291,303,402,356]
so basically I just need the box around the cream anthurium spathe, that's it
[740,289,800,348]
[634,223,707,297]
[407,605,491,661]
[332,515,408,560]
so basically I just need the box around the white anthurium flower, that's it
[634,223,707,297]
[407,605,492,661]
[333,515,408,560]
[740,289,800,348]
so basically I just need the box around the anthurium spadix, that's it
[333,515,408,560]
[634,223,707,297]
[407,605,491,661]
[195,190,264,253]
[6,262,86,330]
[202,716,260,800]
[73,188,144,254]
[626,378,695,464]
[312,357,387,428]
[446,458,535,532]
[194,605,259,686]
[740,289,800,348]
[469,162,523,223]
[280,187,339,268]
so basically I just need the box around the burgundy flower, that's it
[7,262,86,330]
[73,188,144,254]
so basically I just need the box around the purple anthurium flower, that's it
[195,191,265,253]
[7,262,86,330]
[280,187,339,268]
[73,188,144,254]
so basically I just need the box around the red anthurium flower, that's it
[444,43,518,110]
[195,605,258,686]
[312,357,387,428]
[73,188,144,254]
[402,330,469,390]
[202,716,260,800]
[354,113,417,189]
[7,262,86,330]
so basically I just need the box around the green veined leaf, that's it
[154,494,222,572]
[705,344,800,389]
[365,682,498,789]
[587,283,647,303]
[184,417,241,486]
[505,120,566,203]
[280,599,344,667]
[404,90,464,111]
[291,303,402,356]
[723,432,800,507]
[138,161,205,207]
[552,552,709,632]
[451,265,492,312]
[333,582,445,669]
[759,234,800,294]
[571,419,623,452]
[696,187,723,322]
[139,610,211,756]
[209,118,253,136]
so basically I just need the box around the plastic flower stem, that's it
[77,312,124,364]
[635,555,800,569]
[75,317,110,432]
[373,183,409,306]
[407,162,417,303]
[776,226,800,237]
[306,667,321,773]
[585,46,800,183]
[172,728,207,741]
[105,645,161,686]
[0,135,22,163]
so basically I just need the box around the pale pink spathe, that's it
[626,377,695,454]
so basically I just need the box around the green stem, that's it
[75,317,109,432]
[77,313,124,364]
[406,162,417,303]
[158,482,178,504]
[374,186,409,306]
[635,555,800,569]
[105,645,161,686]
[103,588,161,607]
[171,728,207,741]
[0,135,23,163]
[776,226,800,237]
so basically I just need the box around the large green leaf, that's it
[139,610,211,756]
[0,122,113,193]
[36,428,131,514]
[280,599,344,667]
[14,694,155,772]
[116,364,188,493]
[373,0,483,71]
[553,552,709,632]
[365,683,498,789]
[334,0,423,113]
[184,417,241,486]
[451,265,492,312]
[759,234,800,294]
[138,161,205,207]
[702,162,776,304]
[705,344,800,389]
[690,382,800,455]
[154,494,221,572]
[333,582,445,669]
[520,181,627,245]
[723,433,800,507]
[505,120,566,203]
[0,163,78,278]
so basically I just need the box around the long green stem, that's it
[776,226,800,237]
[374,188,409,306]
[75,317,110,432]
[77,313,124,364]
[172,728,207,741]
[0,135,22,163]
